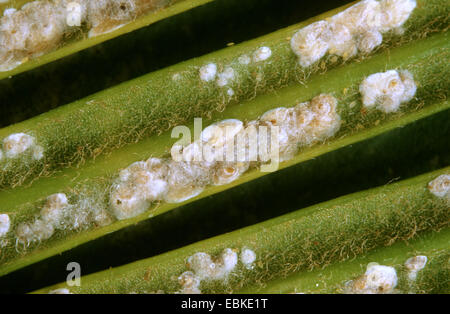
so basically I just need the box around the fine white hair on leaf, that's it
[15,222,33,247]
[17,184,114,246]
[0,213,10,237]
[427,174,450,199]
[32,219,54,241]
[199,63,217,82]
[359,69,416,113]
[68,187,113,229]
[253,46,272,62]
[16,218,55,247]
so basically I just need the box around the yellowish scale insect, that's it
[345,263,398,294]
[290,0,417,67]
[427,174,450,199]
[405,255,428,281]
[359,70,416,113]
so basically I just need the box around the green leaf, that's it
[33,168,450,294]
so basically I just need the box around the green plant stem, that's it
[0,32,448,276]
[1,32,448,208]
[0,0,447,189]
[33,167,450,294]
[238,228,450,294]
[0,0,215,79]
